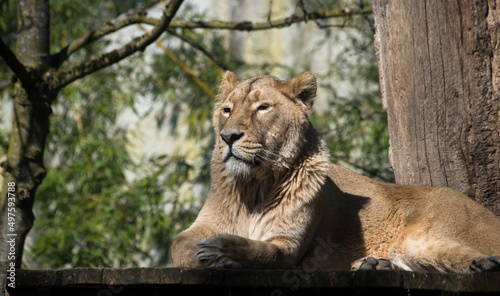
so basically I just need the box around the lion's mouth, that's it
[224,152,260,167]
[223,149,261,177]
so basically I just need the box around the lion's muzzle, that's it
[220,130,244,146]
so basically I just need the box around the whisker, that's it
[260,149,280,161]
[254,155,273,170]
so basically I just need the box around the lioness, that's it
[171,71,500,273]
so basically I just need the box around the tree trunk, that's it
[373,0,500,216]
[0,0,53,290]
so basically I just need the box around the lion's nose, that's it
[220,130,244,145]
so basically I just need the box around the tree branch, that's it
[166,29,229,71]
[50,0,184,91]
[140,7,373,31]
[0,36,35,90]
[50,5,371,69]
[51,14,144,68]
[139,24,216,99]
[52,0,162,67]
[299,0,308,23]
[267,0,274,25]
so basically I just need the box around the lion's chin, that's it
[225,157,251,178]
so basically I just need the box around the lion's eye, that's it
[257,104,270,112]
[223,107,231,114]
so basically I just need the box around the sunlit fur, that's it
[171,71,500,273]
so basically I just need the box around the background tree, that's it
[373,0,500,216]
[0,0,381,287]
[0,0,184,285]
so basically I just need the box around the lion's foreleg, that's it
[195,234,296,269]
[171,224,217,268]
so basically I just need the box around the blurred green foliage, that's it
[310,1,394,182]
[30,68,201,268]
[1,0,392,269]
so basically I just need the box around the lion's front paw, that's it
[351,257,395,271]
[195,234,243,268]
[469,257,500,272]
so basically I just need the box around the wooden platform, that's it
[5,268,500,295]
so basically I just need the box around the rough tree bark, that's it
[373,0,500,216]
[0,0,53,281]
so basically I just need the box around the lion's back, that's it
[319,163,500,263]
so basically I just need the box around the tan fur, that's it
[171,72,500,273]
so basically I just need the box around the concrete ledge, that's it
[5,268,500,295]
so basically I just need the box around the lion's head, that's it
[212,71,318,178]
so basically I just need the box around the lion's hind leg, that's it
[394,235,489,273]
[469,257,500,272]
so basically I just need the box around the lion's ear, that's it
[287,72,317,112]
[219,71,241,95]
